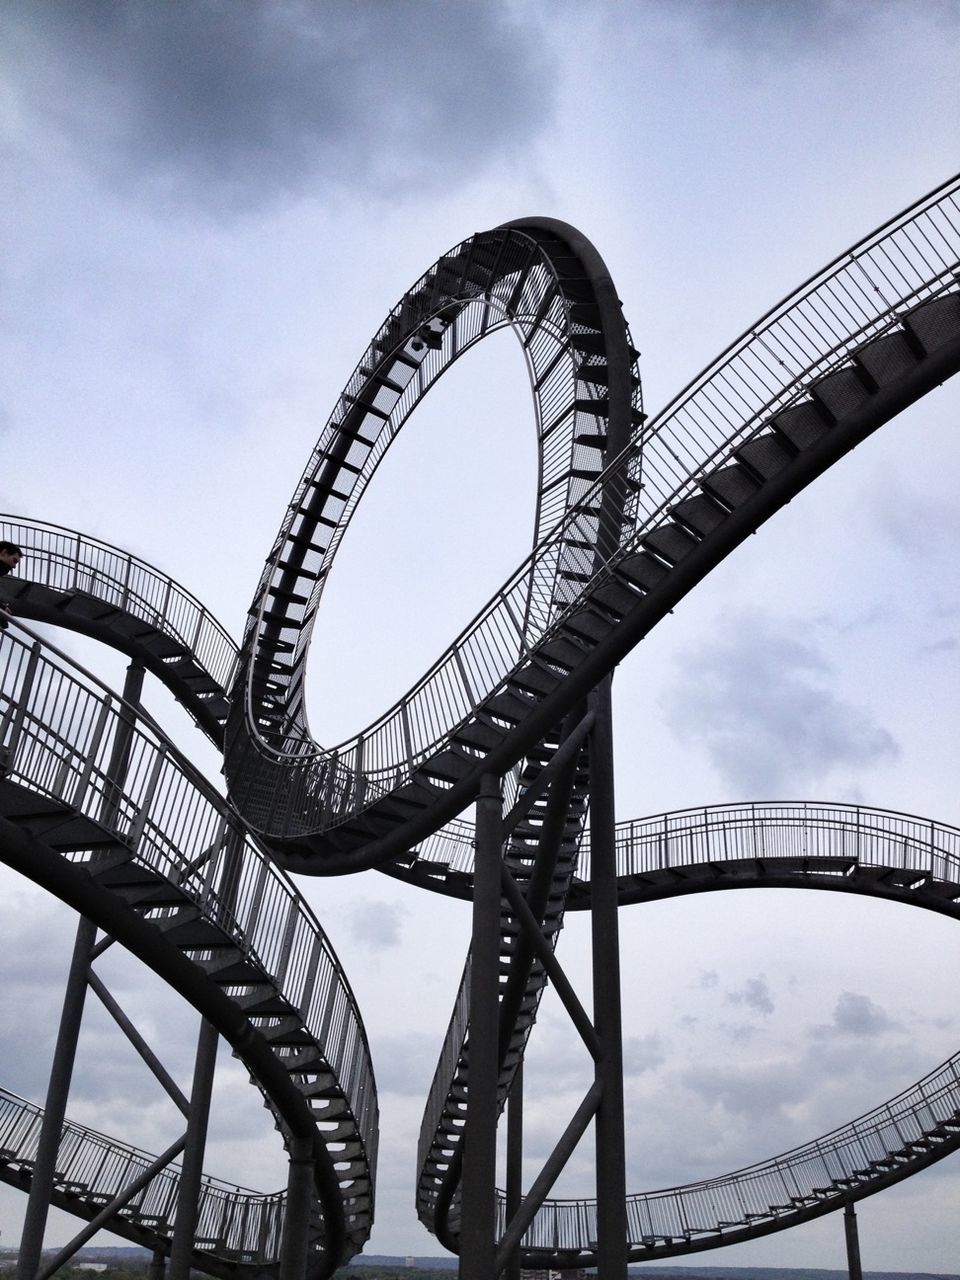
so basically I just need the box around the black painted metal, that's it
[844,1203,863,1280]
[0,624,376,1277]
[0,175,959,1278]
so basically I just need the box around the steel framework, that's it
[1,172,959,1278]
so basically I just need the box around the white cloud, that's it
[662,610,900,796]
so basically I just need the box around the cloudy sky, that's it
[2,0,960,1270]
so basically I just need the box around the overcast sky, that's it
[2,0,960,1271]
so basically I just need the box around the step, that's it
[810,363,873,422]
[902,289,960,355]
[701,461,760,508]
[853,328,920,387]
[736,430,796,481]
[769,398,832,450]
[642,522,700,565]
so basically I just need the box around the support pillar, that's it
[16,917,97,1280]
[459,772,503,1280]
[17,661,145,1280]
[589,675,627,1279]
[504,1062,523,1280]
[167,1018,219,1280]
[844,1202,863,1280]
[278,1136,314,1280]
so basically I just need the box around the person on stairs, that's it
[0,540,23,628]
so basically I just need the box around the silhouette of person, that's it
[0,540,22,627]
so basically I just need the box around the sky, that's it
[1,0,960,1271]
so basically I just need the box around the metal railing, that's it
[0,625,376,1230]
[573,800,960,887]
[0,515,238,695]
[228,222,643,829]
[0,1087,284,1262]
[494,1048,960,1255]
[228,175,960,836]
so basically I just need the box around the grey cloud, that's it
[623,1034,666,1076]
[374,1033,444,1096]
[686,0,859,55]
[662,611,899,795]
[813,990,897,1039]
[680,1056,809,1118]
[2,0,554,216]
[347,899,405,951]
[725,975,775,1016]
[672,0,960,59]
[919,635,959,656]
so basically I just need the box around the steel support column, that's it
[167,1018,219,1280]
[844,1202,863,1280]
[279,1135,315,1280]
[589,674,627,1278]
[17,660,146,1280]
[504,1061,523,1280]
[459,772,503,1280]
[16,915,98,1280]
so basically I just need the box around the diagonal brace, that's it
[493,1079,603,1273]
[36,1134,188,1280]
[499,864,600,1060]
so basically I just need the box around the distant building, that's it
[520,1269,588,1279]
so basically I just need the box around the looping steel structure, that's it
[1,173,960,1279]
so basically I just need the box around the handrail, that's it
[418,801,960,1255]
[226,175,960,839]
[490,1045,960,1257]
[0,1086,284,1264]
[0,622,377,1253]
[0,514,238,693]
[383,800,960,898]
[226,219,642,830]
[574,799,960,887]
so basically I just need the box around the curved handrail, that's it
[0,623,376,1268]
[0,514,238,695]
[0,1086,285,1274]
[492,1046,960,1262]
[573,800,960,901]
[226,176,960,846]
[225,219,641,834]
[379,800,960,903]
[418,800,960,1257]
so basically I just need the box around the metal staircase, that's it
[0,625,376,1276]
[0,1087,286,1278]
[220,177,960,878]
[0,517,235,743]
[470,801,960,1267]
[499,1046,960,1266]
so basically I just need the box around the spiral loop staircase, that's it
[0,174,959,1275]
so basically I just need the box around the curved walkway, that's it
[0,624,376,1277]
[0,1087,286,1278]
[0,516,236,743]
[223,178,960,874]
[409,176,960,1262]
[429,801,960,1267]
